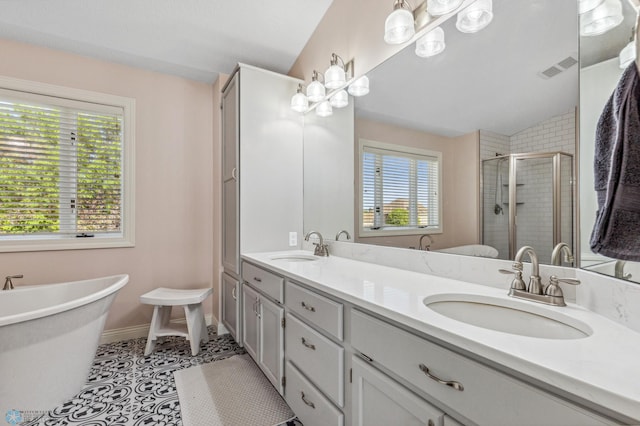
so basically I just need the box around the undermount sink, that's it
[269,254,319,262]
[424,294,592,340]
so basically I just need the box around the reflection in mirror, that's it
[349,0,578,265]
[579,0,640,283]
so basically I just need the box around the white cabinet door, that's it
[221,273,240,342]
[352,357,444,426]
[221,73,240,275]
[242,284,259,360]
[258,296,284,394]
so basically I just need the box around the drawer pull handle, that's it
[301,391,315,409]
[231,286,237,300]
[301,301,316,312]
[301,337,316,350]
[253,277,262,283]
[419,363,464,391]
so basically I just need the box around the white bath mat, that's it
[174,354,295,426]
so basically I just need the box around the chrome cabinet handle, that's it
[253,277,262,283]
[419,364,464,391]
[231,167,237,181]
[300,391,315,409]
[301,301,316,312]
[231,286,237,300]
[301,337,316,350]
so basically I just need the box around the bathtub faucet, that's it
[3,274,23,290]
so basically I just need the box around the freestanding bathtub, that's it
[0,274,128,417]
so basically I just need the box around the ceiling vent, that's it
[538,55,578,79]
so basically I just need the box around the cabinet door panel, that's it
[242,284,259,360]
[222,74,238,181]
[352,357,444,426]
[259,296,284,394]
[222,179,239,274]
[221,273,240,341]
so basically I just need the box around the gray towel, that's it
[590,63,640,260]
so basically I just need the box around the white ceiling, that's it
[0,0,334,83]
[355,0,580,137]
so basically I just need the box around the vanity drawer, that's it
[242,262,283,302]
[286,313,344,407]
[285,361,344,426]
[285,281,344,340]
[350,310,612,426]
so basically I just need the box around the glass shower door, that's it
[512,155,555,262]
[482,157,509,260]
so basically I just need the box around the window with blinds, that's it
[0,79,134,251]
[360,139,442,236]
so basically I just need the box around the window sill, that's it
[359,227,442,238]
[0,237,135,253]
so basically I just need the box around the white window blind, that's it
[0,89,126,242]
[361,142,441,234]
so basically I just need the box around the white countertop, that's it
[242,250,640,422]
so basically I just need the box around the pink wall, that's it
[0,39,215,331]
[355,118,480,250]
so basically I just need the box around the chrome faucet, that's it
[3,274,23,290]
[500,246,580,306]
[615,260,632,280]
[335,230,351,241]
[418,234,433,251]
[551,243,574,266]
[305,231,329,257]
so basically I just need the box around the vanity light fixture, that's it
[580,0,623,36]
[415,26,446,57]
[307,71,326,103]
[384,0,416,44]
[348,75,370,97]
[427,0,464,16]
[290,84,309,113]
[456,0,494,33]
[329,90,349,108]
[315,100,333,117]
[325,54,348,89]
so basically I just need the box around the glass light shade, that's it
[307,80,326,103]
[427,0,464,16]
[290,92,308,113]
[580,0,623,36]
[329,90,349,108]
[456,0,493,33]
[384,7,416,44]
[578,0,605,14]
[619,40,636,69]
[325,64,346,89]
[315,100,333,117]
[348,76,370,97]
[415,27,446,57]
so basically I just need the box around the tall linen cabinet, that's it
[220,64,304,387]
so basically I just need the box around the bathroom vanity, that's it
[239,250,640,426]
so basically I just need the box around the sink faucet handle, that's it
[544,276,581,305]
[3,274,23,290]
[499,268,526,292]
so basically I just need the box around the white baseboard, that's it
[100,314,217,345]
[217,322,229,335]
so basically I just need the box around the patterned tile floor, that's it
[15,328,297,426]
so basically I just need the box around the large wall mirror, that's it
[579,0,640,283]
[304,0,581,266]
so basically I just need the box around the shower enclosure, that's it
[481,152,574,265]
